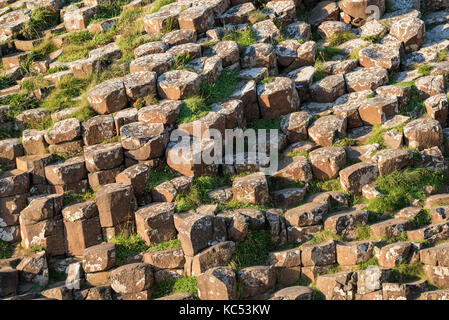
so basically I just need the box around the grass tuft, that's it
[152,276,197,299]
[326,30,355,46]
[228,230,274,271]
[110,233,149,266]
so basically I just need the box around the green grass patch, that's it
[437,49,448,62]
[326,30,355,46]
[177,69,239,124]
[149,0,176,14]
[366,167,446,215]
[168,53,194,71]
[62,190,96,206]
[261,76,275,84]
[145,165,179,191]
[88,0,131,25]
[389,262,425,282]
[317,46,347,61]
[414,209,431,228]
[303,230,343,245]
[222,28,258,48]
[355,223,371,240]
[308,179,343,193]
[147,239,181,252]
[21,6,60,40]
[110,233,149,266]
[228,230,275,271]
[176,175,232,212]
[248,117,282,130]
[0,74,16,90]
[313,59,327,82]
[248,10,267,24]
[0,239,13,259]
[357,256,378,270]
[152,276,197,299]
[416,63,432,76]
[332,136,356,147]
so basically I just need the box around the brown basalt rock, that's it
[371,149,413,176]
[324,209,369,240]
[308,1,339,28]
[382,280,426,300]
[87,79,128,115]
[232,172,270,205]
[336,241,375,266]
[310,74,346,103]
[143,247,185,269]
[287,225,322,245]
[270,286,314,300]
[301,240,336,266]
[123,71,157,102]
[143,11,179,34]
[272,187,307,208]
[0,138,23,168]
[309,146,346,180]
[272,155,313,183]
[219,3,255,24]
[345,67,389,92]
[129,53,173,75]
[82,115,116,146]
[111,263,154,294]
[120,122,164,150]
[95,183,136,227]
[257,77,299,120]
[241,43,278,74]
[370,218,415,238]
[316,271,357,300]
[134,202,176,246]
[308,115,347,146]
[280,111,311,142]
[157,70,201,100]
[88,166,123,190]
[378,241,412,268]
[115,163,150,197]
[358,96,398,125]
[407,221,449,244]
[62,201,102,256]
[339,162,378,195]
[376,86,411,110]
[16,154,52,185]
[339,0,385,22]
[237,265,276,299]
[267,248,301,267]
[424,94,448,126]
[134,41,168,58]
[45,157,86,186]
[185,241,235,276]
[177,214,227,256]
[414,75,445,100]
[359,44,401,71]
[138,100,182,125]
[166,138,219,177]
[82,243,116,273]
[16,251,49,288]
[357,266,391,295]
[403,118,443,150]
[390,16,425,53]
[285,202,328,227]
[44,118,81,145]
[383,129,403,149]
[211,99,245,129]
[197,266,237,300]
[22,130,47,155]
[162,29,197,46]
[83,143,123,173]
[178,6,214,33]
[213,41,239,67]
[308,191,348,208]
[425,194,449,209]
